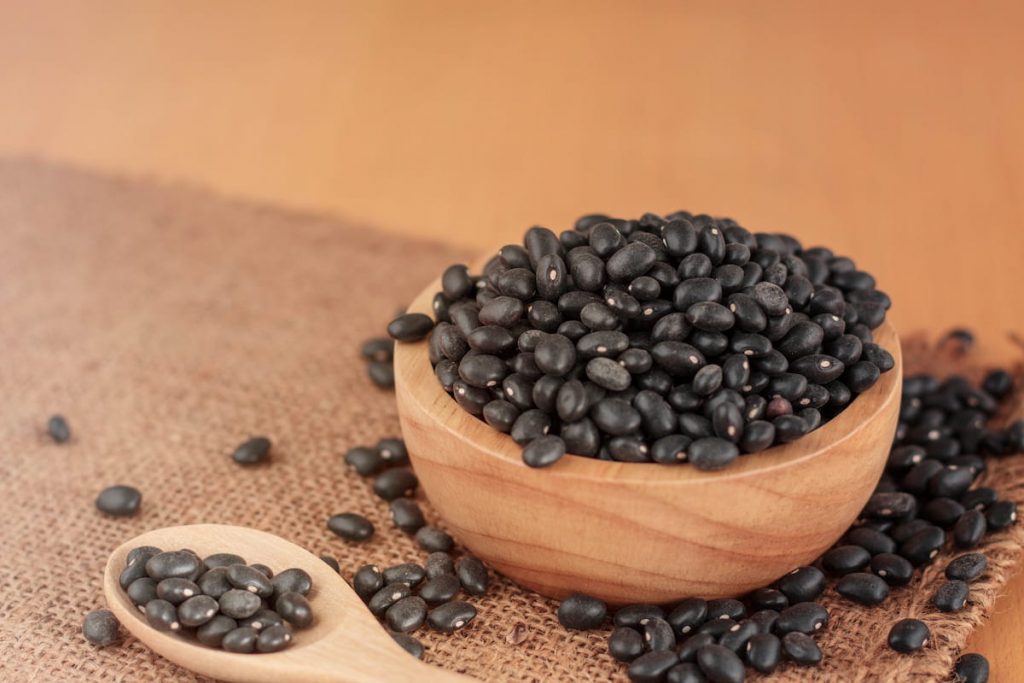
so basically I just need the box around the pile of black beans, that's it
[337,437,486,657]
[557,362,1021,682]
[111,547,315,653]
[389,211,896,470]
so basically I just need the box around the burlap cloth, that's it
[1,159,1022,682]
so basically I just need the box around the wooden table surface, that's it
[1,1,1022,678]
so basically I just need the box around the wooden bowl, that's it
[394,276,903,604]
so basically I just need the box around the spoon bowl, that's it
[103,524,470,683]
[395,273,903,604]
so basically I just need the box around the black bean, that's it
[609,626,645,662]
[750,611,781,637]
[219,589,262,619]
[196,567,232,598]
[178,595,219,628]
[535,334,577,377]
[368,360,395,387]
[251,563,274,579]
[222,626,259,653]
[146,550,202,582]
[384,595,428,633]
[382,563,426,588]
[606,242,656,282]
[479,296,524,327]
[775,602,829,635]
[587,357,632,391]
[320,555,340,573]
[933,579,969,612]
[775,566,826,603]
[196,615,237,647]
[95,485,142,517]
[843,527,896,555]
[557,594,608,631]
[929,466,976,499]
[82,609,120,647]
[945,553,987,583]
[740,420,775,453]
[614,604,666,628]
[387,313,434,341]
[744,632,781,674]
[226,564,274,598]
[125,547,161,571]
[456,348,505,387]
[921,497,966,528]
[640,617,675,652]
[203,553,245,569]
[667,598,708,637]
[633,391,676,439]
[373,467,418,501]
[702,599,742,622]
[789,354,844,384]
[954,653,990,683]
[835,572,890,606]
[125,577,158,609]
[456,556,488,595]
[652,341,706,376]
[890,518,933,544]
[271,568,312,597]
[352,564,384,602]
[391,632,425,659]
[441,264,473,299]
[47,414,71,443]
[240,609,283,632]
[272,591,313,629]
[675,633,715,664]
[591,398,642,435]
[696,643,745,683]
[510,409,553,445]
[748,588,788,612]
[986,500,1017,530]
[427,600,477,633]
[699,620,738,640]
[688,437,739,471]
[888,618,930,653]
[145,598,181,632]
[411,527,453,554]
[899,525,946,566]
[649,434,690,464]
[368,583,412,617]
[256,623,294,653]
[718,619,758,653]
[424,552,455,580]
[869,553,914,586]
[628,650,680,683]
[482,400,519,433]
[821,545,871,575]
[685,301,734,332]
[863,492,917,520]
[781,631,821,665]
[327,512,374,542]
[389,498,426,534]
[418,573,460,604]
[232,436,272,466]
[953,509,987,549]
[157,577,202,604]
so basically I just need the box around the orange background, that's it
[1,0,1022,676]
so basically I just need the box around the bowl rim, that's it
[395,273,903,486]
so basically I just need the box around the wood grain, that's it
[2,0,1021,674]
[395,273,902,604]
[104,524,472,683]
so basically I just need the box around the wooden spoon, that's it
[103,524,473,683]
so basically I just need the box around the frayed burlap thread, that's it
[0,159,1021,682]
